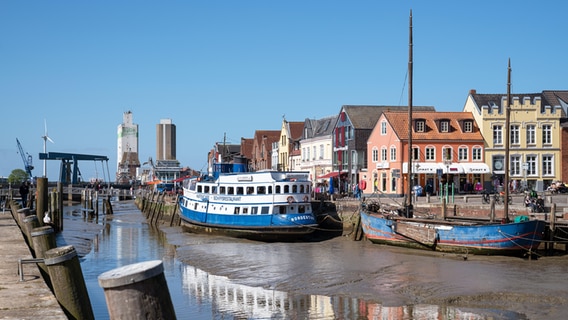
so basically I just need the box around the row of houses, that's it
[206,89,568,196]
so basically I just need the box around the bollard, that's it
[17,207,31,227]
[22,215,40,250]
[98,260,177,320]
[31,226,56,288]
[44,245,94,320]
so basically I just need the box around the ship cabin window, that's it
[189,181,197,191]
[246,187,254,194]
[219,186,226,194]
[237,187,244,195]
[242,207,248,214]
[257,186,266,194]
[292,185,298,193]
[193,203,198,210]
[284,185,290,193]
[228,187,234,195]
[300,185,305,193]
[268,186,273,194]
[299,205,305,213]
[234,207,240,214]
[279,206,286,214]
[204,186,210,193]
[275,185,281,194]
[211,186,217,194]
[261,206,270,214]
[251,207,258,214]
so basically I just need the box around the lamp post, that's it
[444,159,451,201]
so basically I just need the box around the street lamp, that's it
[444,159,451,200]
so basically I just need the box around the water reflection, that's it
[77,203,521,319]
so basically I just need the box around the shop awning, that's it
[442,164,464,174]
[317,171,347,179]
[460,163,491,174]
[402,162,443,174]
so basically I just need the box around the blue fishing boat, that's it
[360,211,545,255]
[179,161,318,241]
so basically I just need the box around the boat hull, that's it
[179,206,318,242]
[360,211,546,255]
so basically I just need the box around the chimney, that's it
[469,89,477,95]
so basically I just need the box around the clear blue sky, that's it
[1,1,566,182]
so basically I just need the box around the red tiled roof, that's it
[384,111,483,141]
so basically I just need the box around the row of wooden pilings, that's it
[8,196,178,319]
[138,191,182,227]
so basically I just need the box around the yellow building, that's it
[464,89,565,191]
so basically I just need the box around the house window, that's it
[510,125,520,145]
[458,147,468,161]
[526,124,536,145]
[390,147,396,161]
[526,155,537,175]
[381,147,387,161]
[312,146,316,160]
[542,155,553,176]
[510,155,521,176]
[472,147,482,161]
[442,147,452,161]
[441,121,449,133]
[415,120,425,132]
[493,125,503,145]
[372,147,378,162]
[319,144,324,159]
[412,147,420,161]
[425,147,435,161]
[381,121,387,135]
[542,124,552,145]
[464,121,473,133]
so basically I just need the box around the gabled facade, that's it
[278,119,304,171]
[333,105,435,194]
[364,111,486,196]
[299,116,336,181]
[250,130,280,171]
[464,89,567,191]
[240,137,254,171]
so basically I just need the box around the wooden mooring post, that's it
[44,245,94,320]
[98,260,177,320]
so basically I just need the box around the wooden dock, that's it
[0,209,66,319]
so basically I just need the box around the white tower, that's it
[116,111,140,183]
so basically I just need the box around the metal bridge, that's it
[39,152,110,184]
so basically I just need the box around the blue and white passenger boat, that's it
[179,162,318,241]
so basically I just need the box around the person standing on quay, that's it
[19,180,30,208]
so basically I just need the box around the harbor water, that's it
[74,201,568,319]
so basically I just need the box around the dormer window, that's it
[440,120,450,133]
[464,120,473,133]
[415,120,425,132]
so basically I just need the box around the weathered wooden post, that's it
[549,203,556,255]
[44,245,94,320]
[31,226,57,288]
[98,260,177,320]
[22,214,40,250]
[489,198,495,222]
[36,177,48,223]
[16,207,31,228]
[57,182,63,231]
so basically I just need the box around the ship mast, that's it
[405,10,414,218]
[503,59,512,221]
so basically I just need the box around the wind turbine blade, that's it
[47,136,54,144]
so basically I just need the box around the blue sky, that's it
[1,1,566,182]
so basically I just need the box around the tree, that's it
[8,169,28,185]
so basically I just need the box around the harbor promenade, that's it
[0,209,66,319]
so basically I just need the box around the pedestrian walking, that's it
[19,181,30,208]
